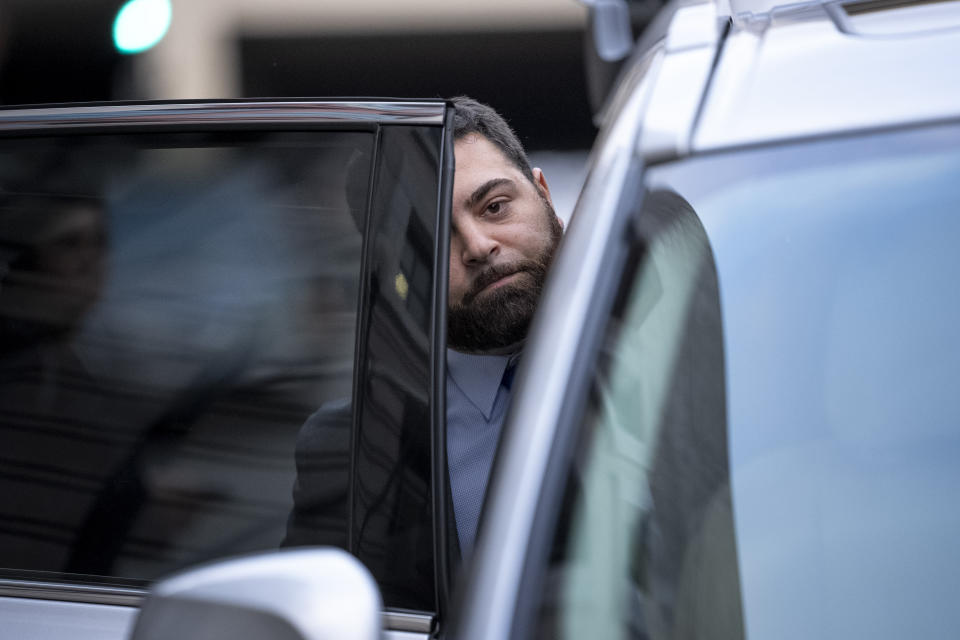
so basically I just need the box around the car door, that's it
[0,100,455,640]
[452,98,960,640]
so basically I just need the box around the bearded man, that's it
[284,97,563,568]
[444,97,563,555]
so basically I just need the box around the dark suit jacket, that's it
[283,398,459,611]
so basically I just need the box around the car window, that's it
[349,125,443,611]
[530,186,742,640]
[530,122,960,639]
[0,126,439,612]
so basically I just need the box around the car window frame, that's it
[0,99,452,637]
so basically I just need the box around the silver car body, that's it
[456,0,960,637]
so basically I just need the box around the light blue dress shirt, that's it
[446,348,519,556]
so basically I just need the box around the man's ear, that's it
[532,167,563,230]
[532,167,555,207]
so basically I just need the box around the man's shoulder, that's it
[296,397,352,453]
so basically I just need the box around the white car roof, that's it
[692,0,960,151]
[622,0,960,160]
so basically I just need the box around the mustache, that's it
[461,260,544,307]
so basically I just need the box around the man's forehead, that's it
[454,135,528,201]
[454,134,514,168]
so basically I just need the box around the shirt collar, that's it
[447,348,515,420]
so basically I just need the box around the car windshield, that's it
[534,121,960,640]
[680,124,960,640]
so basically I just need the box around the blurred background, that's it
[0,0,666,593]
[0,0,607,582]
[0,0,603,217]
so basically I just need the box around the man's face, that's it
[448,134,563,354]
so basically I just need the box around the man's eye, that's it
[486,201,505,215]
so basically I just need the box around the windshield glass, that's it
[533,122,960,640]
[674,123,960,640]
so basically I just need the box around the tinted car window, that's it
[532,122,960,639]
[351,126,443,610]
[0,131,369,585]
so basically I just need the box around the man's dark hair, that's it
[450,96,535,184]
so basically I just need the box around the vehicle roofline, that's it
[0,99,446,131]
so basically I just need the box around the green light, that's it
[113,0,172,54]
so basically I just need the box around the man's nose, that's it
[459,223,499,266]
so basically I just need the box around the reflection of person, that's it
[0,195,114,573]
[284,97,564,560]
[0,195,107,352]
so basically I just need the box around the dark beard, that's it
[447,202,562,353]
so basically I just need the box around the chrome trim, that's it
[725,0,821,22]
[0,580,144,607]
[0,101,445,131]
[382,611,433,633]
[0,596,138,640]
[0,579,432,632]
[452,45,659,640]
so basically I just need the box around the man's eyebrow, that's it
[465,178,516,209]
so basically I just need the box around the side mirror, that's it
[130,548,382,640]
[581,0,666,122]
[582,0,634,119]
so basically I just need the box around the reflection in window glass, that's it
[0,132,371,585]
[536,190,742,640]
[350,125,442,611]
